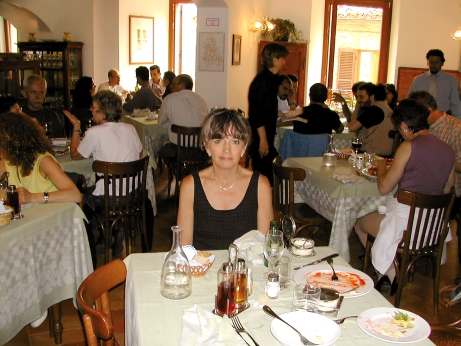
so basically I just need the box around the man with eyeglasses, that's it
[21,74,65,138]
[158,74,208,163]
[408,49,461,119]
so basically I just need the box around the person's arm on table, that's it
[257,174,273,234]
[347,119,363,132]
[17,156,81,203]
[376,141,410,195]
[177,174,195,246]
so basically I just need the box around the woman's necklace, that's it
[213,166,241,191]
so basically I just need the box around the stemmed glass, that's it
[351,137,362,154]
[43,122,52,137]
[263,230,285,276]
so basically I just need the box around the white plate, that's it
[358,307,430,343]
[270,311,340,346]
[294,264,373,298]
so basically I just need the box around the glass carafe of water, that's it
[160,226,192,299]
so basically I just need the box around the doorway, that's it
[322,0,392,90]
[168,0,197,83]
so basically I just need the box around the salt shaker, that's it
[356,155,364,169]
[265,273,280,299]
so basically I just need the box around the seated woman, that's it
[355,99,455,290]
[178,108,273,250]
[68,76,96,134]
[385,83,398,110]
[64,90,154,256]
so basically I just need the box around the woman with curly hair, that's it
[0,112,81,203]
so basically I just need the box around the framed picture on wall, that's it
[232,34,242,65]
[198,32,225,72]
[129,15,154,64]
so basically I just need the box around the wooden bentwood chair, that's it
[363,189,455,315]
[272,156,332,243]
[168,124,207,203]
[92,155,149,264]
[77,258,126,346]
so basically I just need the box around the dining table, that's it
[56,152,158,216]
[0,202,93,345]
[121,115,168,170]
[283,157,396,262]
[275,126,356,151]
[124,247,434,345]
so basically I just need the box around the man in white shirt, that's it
[97,69,126,94]
[158,74,208,160]
[149,65,164,98]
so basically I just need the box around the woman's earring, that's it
[208,153,211,157]
[241,152,244,158]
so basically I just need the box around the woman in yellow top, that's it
[0,112,80,204]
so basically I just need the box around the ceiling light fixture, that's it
[452,25,461,40]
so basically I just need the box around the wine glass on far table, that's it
[43,122,52,137]
[264,230,285,276]
[352,137,363,154]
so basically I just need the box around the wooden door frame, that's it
[322,0,392,87]
[168,0,193,71]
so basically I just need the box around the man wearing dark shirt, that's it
[21,74,65,138]
[123,66,162,112]
[248,43,289,185]
[294,83,344,135]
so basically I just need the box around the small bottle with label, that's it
[265,273,280,299]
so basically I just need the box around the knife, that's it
[293,253,339,270]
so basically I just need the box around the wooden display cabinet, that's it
[0,56,40,100]
[17,41,84,111]
[258,41,308,107]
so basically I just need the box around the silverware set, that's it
[229,314,260,346]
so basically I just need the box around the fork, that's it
[230,314,260,346]
[326,258,339,281]
[333,315,358,324]
[262,305,318,345]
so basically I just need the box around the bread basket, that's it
[190,250,215,277]
[0,206,13,226]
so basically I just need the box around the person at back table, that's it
[354,99,454,291]
[293,83,344,135]
[97,68,126,95]
[158,74,208,163]
[178,109,273,250]
[69,76,96,134]
[348,83,394,156]
[162,71,176,99]
[332,81,365,123]
[149,64,164,97]
[123,66,162,113]
[64,90,154,258]
[21,74,65,138]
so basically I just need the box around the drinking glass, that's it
[43,122,52,137]
[275,255,292,289]
[351,137,362,154]
[264,230,284,275]
[292,284,321,312]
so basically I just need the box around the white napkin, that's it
[179,305,246,345]
[233,230,265,264]
[331,173,370,184]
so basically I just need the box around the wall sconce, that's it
[249,16,276,33]
[452,25,461,40]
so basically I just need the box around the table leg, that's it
[50,303,63,344]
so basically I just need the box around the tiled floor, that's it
[5,165,461,345]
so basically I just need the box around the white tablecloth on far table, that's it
[0,202,93,345]
[284,157,396,262]
[124,248,434,346]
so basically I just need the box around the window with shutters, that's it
[336,49,356,90]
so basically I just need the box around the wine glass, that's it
[264,230,285,276]
[43,122,52,137]
[351,137,363,154]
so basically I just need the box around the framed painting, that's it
[232,34,242,65]
[198,32,225,72]
[129,15,154,64]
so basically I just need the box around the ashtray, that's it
[289,238,315,257]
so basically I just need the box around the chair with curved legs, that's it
[272,156,331,243]
[363,189,455,315]
[77,258,126,346]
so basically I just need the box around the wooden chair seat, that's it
[430,318,461,345]
[77,259,127,346]
[363,189,455,315]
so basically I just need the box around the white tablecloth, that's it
[0,202,93,345]
[124,247,434,346]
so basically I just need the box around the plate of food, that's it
[360,167,378,180]
[294,264,373,298]
[357,308,430,343]
[270,311,341,346]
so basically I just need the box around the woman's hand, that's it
[63,110,81,131]
[16,187,32,204]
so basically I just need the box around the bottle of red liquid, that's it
[216,261,235,315]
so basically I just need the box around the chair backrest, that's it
[278,130,328,161]
[388,129,402,158]
[77,258,127,346]
[397,189,455,254]
[92,155,149,215]
[272,155,306,216]
[171,124,205,180]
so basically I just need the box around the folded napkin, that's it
[179,305,246,345]
[233,230,265,264]
[331,173,370,184]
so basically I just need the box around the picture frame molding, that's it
[232,34,242,66]
[129,15,155,65]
